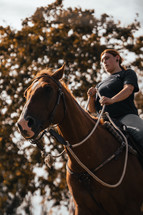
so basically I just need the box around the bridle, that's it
[29,74,66,146]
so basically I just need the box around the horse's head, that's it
[17,64,66,140]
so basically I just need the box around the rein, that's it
[65,112,128,188]
[30,78,129,188]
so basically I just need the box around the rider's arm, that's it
[100,84,134,105]
[88,96,96,113]
[87,87,97,113]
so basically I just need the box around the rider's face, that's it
[101,53,119,74]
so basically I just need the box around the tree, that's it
[0,0,143,214]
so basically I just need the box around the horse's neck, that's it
[58,92,100,170]
[58,91,94,144]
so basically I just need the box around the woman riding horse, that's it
[17,63,143,215]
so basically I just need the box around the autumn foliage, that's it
[0,0,143,214]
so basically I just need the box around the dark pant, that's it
[119,114,143,146]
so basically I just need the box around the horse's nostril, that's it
[26,117,35,128]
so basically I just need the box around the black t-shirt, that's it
[95,69,139,119]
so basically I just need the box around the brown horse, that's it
[17,65,143,215]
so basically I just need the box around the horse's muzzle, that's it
[17,116,42,139]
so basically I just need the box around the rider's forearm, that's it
[88,96,96,113]
[111,84,134,103]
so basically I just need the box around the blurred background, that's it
[0,0,143,214]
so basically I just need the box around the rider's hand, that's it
[99,96,114,105]
[87,87,97,98]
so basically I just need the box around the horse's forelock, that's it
[24,69,52,99]
[36,68,53,78]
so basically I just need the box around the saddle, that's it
[103,118,143,169]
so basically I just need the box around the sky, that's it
[0,0,143,31]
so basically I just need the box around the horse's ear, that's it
[52,63,65,80]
